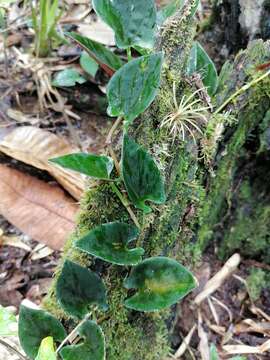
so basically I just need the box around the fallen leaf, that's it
[0,165,78,250]
[31,244,54,260]
[0,234,32,252]
[0,126,86,200]
[78,18,115,46]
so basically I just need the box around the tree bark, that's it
[43,1,270,358]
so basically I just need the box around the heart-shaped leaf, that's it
[60,321,105,360]
[52,68,86,87]
[186,41,218,96]
[92,0,157,49]
[18,306,66,359]
[157,0,184,26]
[49,153,114,180]
[124,257,197,311]
[0,305,17,336]
[56,260,108,319]
[107,53,163,125]
[76,222,144,265]
[121,135,166,213]
[67,32,123,76]
[80,51,99,77]
[35,337,57,360]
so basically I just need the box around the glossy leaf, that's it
[107,53,163,125]
[186,41,218,96]
[18,306,66,359]
[76,222,144,265]
[157,0,184,25]
[60,321,105,360]
[35,337,57,360]
[0,305,17,336]
[121,135,166,213]
[92,0,157,49]
[56,260,108,319]
[124,257,197,311]
[80,51,99,77]
[49,153,114,180]
[52,68,86,87]
[67,32,122,76]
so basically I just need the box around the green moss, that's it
[246,268,268,301]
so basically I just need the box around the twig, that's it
[0,338,28,360]
[173,324,197,359]
[56,313,91,354]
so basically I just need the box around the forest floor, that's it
[0,1,269,359]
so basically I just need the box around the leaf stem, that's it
[56,313,91,354]
[110,183,140,229]
[106,116,123,177]
[0,338,28,360]
[214,69,270,115]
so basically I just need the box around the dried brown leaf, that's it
[0,165,78,250]
[0,126,86,200]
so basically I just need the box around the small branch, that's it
[214,69,270,115]
[56,313,91,354]
[0,338,28,360]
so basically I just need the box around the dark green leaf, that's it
[92,0,157,49]
[107,53,163,125]
[60,321,105,360]
[157,0,184,26]
[121,135,166,213]
[18,306,66,359]
[35,337,57,360]
[80,51,99,77]
[52,68,86,87]
[0,305,17,336]
[49,153,114,180]
[76,222,144,265]
[56,260,108,319]
[124,257,197,311]
[67,32,122,76]
[186,41,218,96]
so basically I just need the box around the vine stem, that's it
[0,338,28,360]
[127,47,132,62]
[56,313,91,354]
[214,68,270,115]
[105,116,123,176]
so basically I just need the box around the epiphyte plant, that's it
[15,1,212,359]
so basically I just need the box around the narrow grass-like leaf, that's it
[107,53,163,125]
[187,41,218,96]
[190,0,200,17]
[124,257,197,311]
[92,0,157,49]
[18,306,66,359]
[67,32,122,76]
[0,305,17,336]
[121,135,166,213]
[52,68,86,87]
[49,153,114,180]
[80,51,99,77]
[35,337,57,360]
[60,321,105,360]
[56,260,108,319]
[157,0,184,25]
[76,222,144,265]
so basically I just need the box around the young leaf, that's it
[157,0,184,26]
[107,53,163,125]
[35,337,57,360]
[49,153,114,180]
[0,305,17,336]
[186,41,218,96]
[56,260,108,319]
[121,135,166,213]
[76,222,144,265]
[80,51,99,77]
[52,68,86,87]
[60,321,105,360]
[210,344,219,360]
[67,32,123,76]
[124,257,197,312]
[18,306,66,359]
[92,0,157,49]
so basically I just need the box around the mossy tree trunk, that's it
[43,1,270,358]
